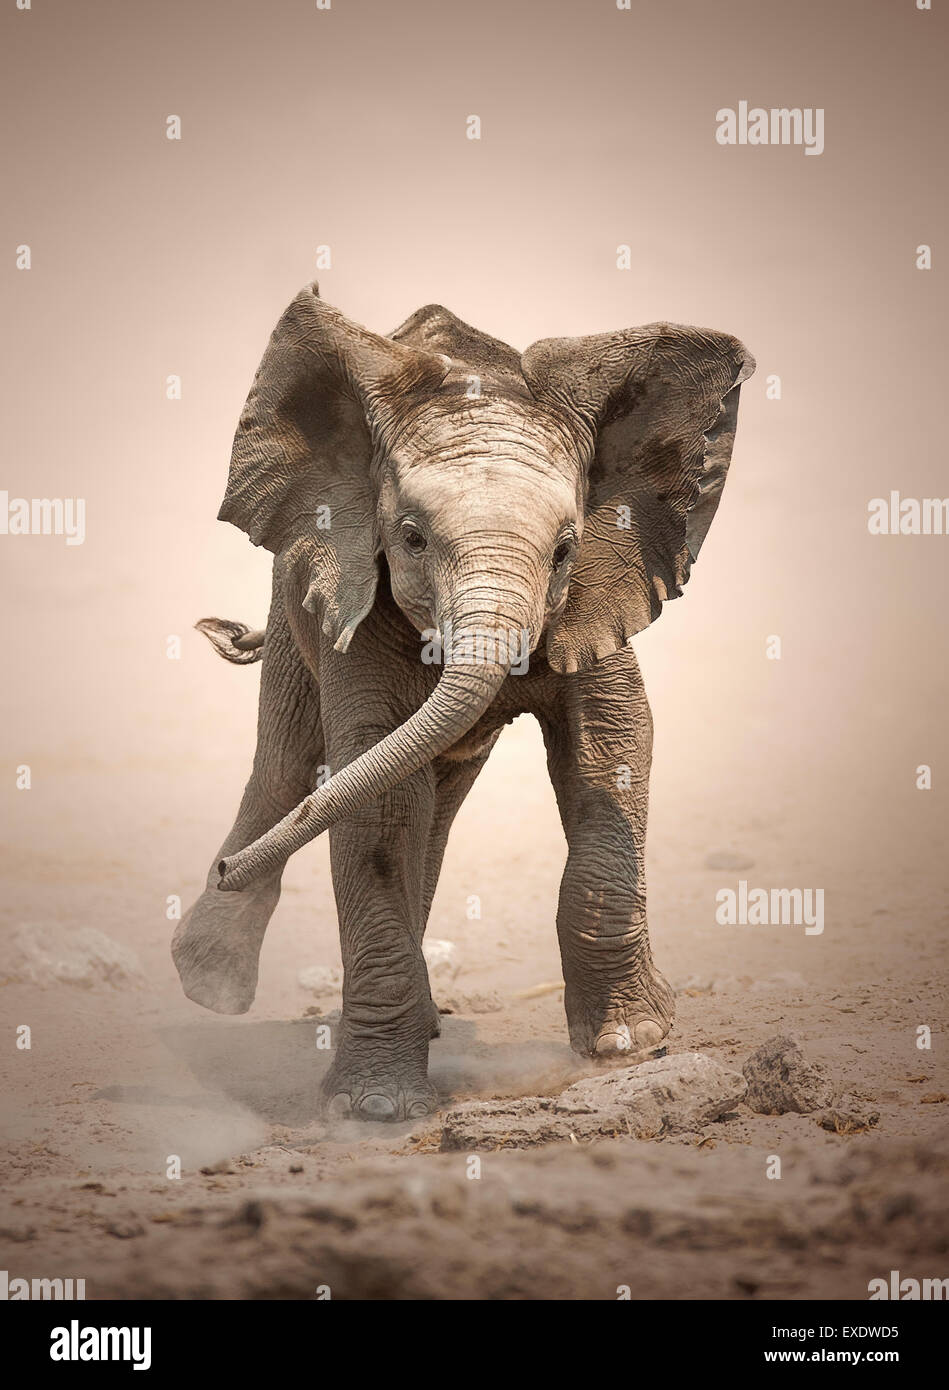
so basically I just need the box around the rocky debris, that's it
[440,1052,747,1150]
[742,1034,838,1115]
[74,1135,949,1300]
[437,989,503,1015]
[704,850,756,871]
[814,1108,880,1134]
[5,924,145,989]
[297,965,342,997]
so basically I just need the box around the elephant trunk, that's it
[217,613,525,891]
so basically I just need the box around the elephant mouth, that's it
[399,603,437,637]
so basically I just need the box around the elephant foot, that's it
[591,1015,670,1061]
[566,962,676,1062]
[171,879,278,1015]
[320,1047,438,1123]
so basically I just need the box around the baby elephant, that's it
[172,282,753,1121]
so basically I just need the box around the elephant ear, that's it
[522,324,755,674]
[219,283,450,651]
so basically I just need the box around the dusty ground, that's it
[1,641,947,1300]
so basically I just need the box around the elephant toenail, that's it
[594,1027,631,1056]
[326,1092,354,1118]
[635,1019,664,1049]
[406,1099,432,1118]
[356,1093,397,1119]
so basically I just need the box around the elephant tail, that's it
[194,617,266,665]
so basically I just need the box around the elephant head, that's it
[216,283,753,889]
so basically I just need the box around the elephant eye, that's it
[552,540,573,570]
[401,524,427,555]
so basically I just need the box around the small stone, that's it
[742,1035,838,1115]
[814,1109,879,1134]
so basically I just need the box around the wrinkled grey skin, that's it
[172,283,754,1122]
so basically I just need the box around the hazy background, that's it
[2,0,946,991]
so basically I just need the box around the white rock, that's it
[441,1052,748,1149]
[8,924,145,989]
[422,938,459,979]
[557,1052,748,1133]
[297,965,343,996]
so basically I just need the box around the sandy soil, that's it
[2,656,947,1300]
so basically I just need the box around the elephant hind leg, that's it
[173,603,324,1014]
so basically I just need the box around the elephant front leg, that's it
[172,607,324,1014]
[172,795,287,1015]
[319,771,440,1121]
[541,648,675,1060]
[554,799,675,1059]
